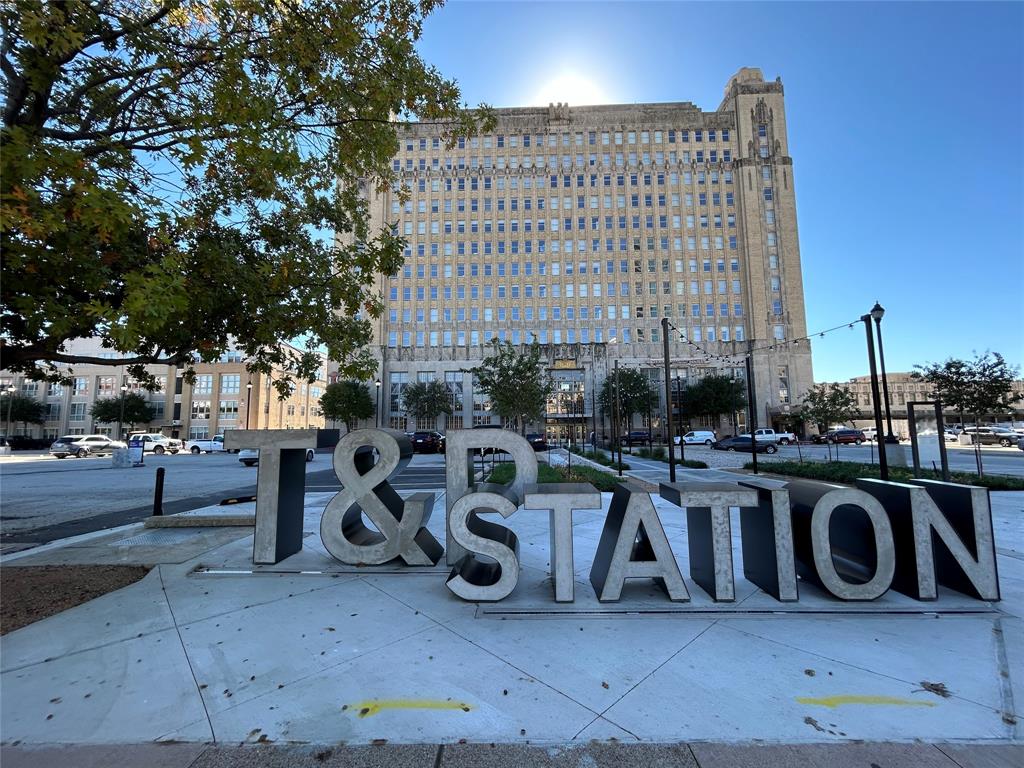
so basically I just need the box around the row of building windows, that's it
[400,212,743,235]
[391,300,747,323]
[391,282,748,302]
[386,325,750,348]
[393,151,740,172]
[397,258,745,280]
[396,235,743,259]
[402,129,732,154]
[394,169,740,196]
[21,376,169,398]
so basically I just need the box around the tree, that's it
[90,393,154,430]
[469,341,553,433]
[0,391,44,433]
[914,351,1022,475]
[319,380,374,433]
[401,380,452,427]
[1,0,491,391]
[679,374,746,433]
[599,367,657,436]
[801,383,858,461]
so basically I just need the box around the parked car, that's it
[411,431,445,453]
[711,435,777,454]
[128,433,182,454]
[674,430,716,446]
[4,435,51,450]
[962,427,1020,447]
[238,447,316,466]
[1018,436,1024,452]
[621,430,651,446]
[50,434,126,459]
[812,429,866,445]
[525,433,548,451]
[185,434,230,454]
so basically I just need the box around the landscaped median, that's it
[569,445,709,470]
[487,459,625,491]
[742,460,1024,491]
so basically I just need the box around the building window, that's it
[221,374,240,394]
[193,375,213,395]
[70,402,87,421]
[191,400,211,420]
[219,400,238,418]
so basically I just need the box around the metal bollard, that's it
[153,466,165,516]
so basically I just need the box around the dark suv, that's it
[819,428,866,445]
[621,430,651,446]
[525,433,548,451]
[411,431,445,453]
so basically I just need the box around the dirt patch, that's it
[0,565,151,635]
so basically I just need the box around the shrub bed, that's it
[743,460,1024,491]
[486,460,625,492]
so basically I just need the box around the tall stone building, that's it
[346,68,814,439]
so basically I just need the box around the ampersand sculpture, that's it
[320,429,444,566]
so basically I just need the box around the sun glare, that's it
[533,72,609,107]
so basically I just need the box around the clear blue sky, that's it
[416,0,1024,382]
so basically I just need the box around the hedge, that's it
[486,460,625,492]
[743,460,1024,491]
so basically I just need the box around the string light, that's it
[663,317,863,367]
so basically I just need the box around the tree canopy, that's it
[1,391,45,430]
[319,379,374,432]
[599,367,657,424]
[89,392,154,427]
[679,374,746,426]
[1,0,490,390]
[913,352,1022,423]
[402,379,452,424]
[802,383,858,459]
[469,341,553,432]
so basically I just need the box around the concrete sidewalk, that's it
[1,484,1022,763]
[2,741,1021,767]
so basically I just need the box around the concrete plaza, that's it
[1,471,1022,766]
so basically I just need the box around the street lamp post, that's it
[870,302,898,444]
[675,374,686,464]
[245,382,253,429]
[5,384,15,436]
[118,384,127,440]
[614,358,623,476]
[375,379,382,428]
[861,308,890,481]
[661,318,675,482]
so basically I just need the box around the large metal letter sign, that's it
[590,482,689,602]
[788,480,895,600]
[320,430,443,566]
[660,482,759,601]
[446,488,521,601]
[444,429,537,565]
[856,478,999,601]
[225,429,316,564]
[524,483,602,602]
[737,479,799,601]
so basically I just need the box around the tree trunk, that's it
[973,411,984,476]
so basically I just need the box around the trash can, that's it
[111,447,131,468]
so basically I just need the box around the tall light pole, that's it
[5,384,15,436]
[245,381,253,429]
[375,379,382,428]
[614,358,623,476]
[675,374,686,463]
[861,308,889,480]
[870,302,897,444]
[118,384,127,440]
[661,318,675,482]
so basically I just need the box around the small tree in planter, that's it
[801,383,858,461]
[401,380,452,431]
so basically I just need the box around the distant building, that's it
[341,68,814,438]
[817,373,1024,435]
[0,338,327,440]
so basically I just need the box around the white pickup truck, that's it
[184,434,230,454]
[741,428,797,445]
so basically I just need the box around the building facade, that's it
[0,338,328,440]
[345,68,814,439]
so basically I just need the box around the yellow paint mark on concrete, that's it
[797,695,937,709]
[345,699,473,718]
